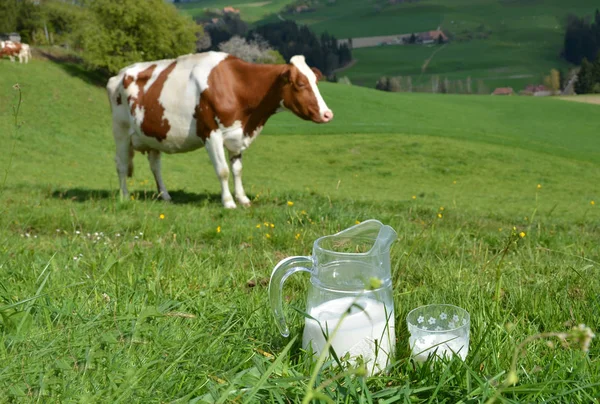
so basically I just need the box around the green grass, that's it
[176,0,294,23]
[257,0,598,91]
[0,58,599,402]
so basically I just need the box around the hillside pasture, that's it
[0,58,598,402]
[176,0,294,22]
[272,0,598,91]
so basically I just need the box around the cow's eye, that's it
[296,81,306,88]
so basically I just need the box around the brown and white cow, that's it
[106,52,333,208]
[0,41,31,63]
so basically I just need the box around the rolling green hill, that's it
[177,0,599,91]
[1,57,599,218]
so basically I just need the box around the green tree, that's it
[0,0,19,33]
[592,53,600,85]
[575,58,594,94]
[16,0,44,43]
[77,0,202,73]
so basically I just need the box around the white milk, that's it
[302,297,395,375]
[409,333,468,362]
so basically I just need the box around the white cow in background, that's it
[0,41,32,63]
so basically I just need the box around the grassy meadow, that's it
[178,0,598,91]
[0,57,599,402]
[176,0,294,23]
[274,0,598,91]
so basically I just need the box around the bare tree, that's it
[218,35,280,63]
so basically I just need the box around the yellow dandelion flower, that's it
[287,201,294,206]
[519,231,526,238]
[264,222,269,226]
[452,180,457,184]
[159,214,165,220]
[265,233,271,239]
[256,224,261,228]
[437,213,443,219]
[217,226,221,233]
[130,195,135,201]
[439,206,444,211]
[301,210,307,215]
[591,201,596,206]
[537,184,542,189]
[295,233,300,240]
[355,220,361,224]
[411,195,416,200]
[499,228,503,232]
[270,223,274,228]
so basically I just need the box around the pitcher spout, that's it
[327,219,397,256]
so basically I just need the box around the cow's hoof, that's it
[237,196,251,207]
[223,200,237,209]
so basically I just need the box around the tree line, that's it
[575,54,600,94]
[203,16,352,77]
[563,9,600,65]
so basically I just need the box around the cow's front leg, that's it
[205,130,236,209]
[147,149,171,201]
[229,152,251,207]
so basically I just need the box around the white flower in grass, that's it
[417,316,424,324]
[428,317,436,325]
[73,256,79,261]
[116,233,121,237]
[440,312,447,320]
[453,314,459,322]
[75,230,80,235]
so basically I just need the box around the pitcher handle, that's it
[268,255,313,337]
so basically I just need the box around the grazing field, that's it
[252,0,597,91]
[0,58,599,402]
[176,0,294,23]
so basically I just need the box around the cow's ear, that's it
[311,67,323,82]
[281,65,298,85]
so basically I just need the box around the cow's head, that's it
[280,55,333,124]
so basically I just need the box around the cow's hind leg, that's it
[205,130,236,209]
[147,150,171,201]
[229,152,251,207]
[113,126,133,201]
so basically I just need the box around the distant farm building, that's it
[420,30,448,44]
[0,32,21,43]
[338,29,447,48]
[523,84,552,97]
[492,87,514,96]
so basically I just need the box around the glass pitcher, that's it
[269,219,397,375]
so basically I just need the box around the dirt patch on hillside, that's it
[557,95,600,105]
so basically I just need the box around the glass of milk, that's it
[269,220,397,376]
[406,304,470,362]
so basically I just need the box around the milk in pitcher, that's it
[303,297,395,375]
